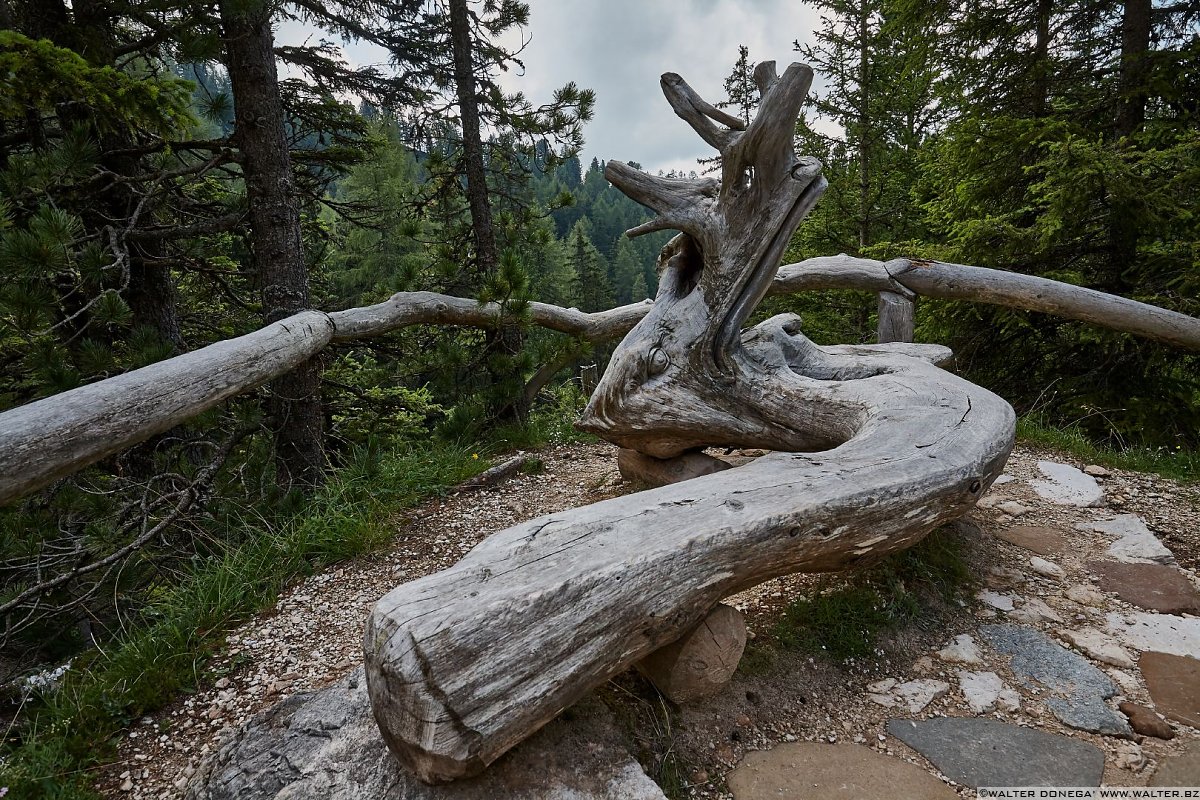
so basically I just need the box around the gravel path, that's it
[94,441,1200,798]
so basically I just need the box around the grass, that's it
[765,525,974,662]
[604,676,690,800]
[1016,413,1200,483]
[0,438,498,799]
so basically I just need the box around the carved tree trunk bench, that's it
[364,60,1015,783]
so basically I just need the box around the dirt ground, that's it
[94,440,1200,799]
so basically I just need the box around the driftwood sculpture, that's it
[0,49,1195,794]
[363,61,1015,783]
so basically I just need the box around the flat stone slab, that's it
[727,742,957,800]
[185,669,666,800]
[1030,461,1104,506]
[937,634,983,665]
[980,624,1131,736]
[1059,627,1135,668]
[886,718,1105,788]
[993,525,1067,556]
[1077,515,1175,565]
[1140,651,1200,730]
[1106,611,1200,659]
[1090,561,1200,614]
[1150,741,1200,787]
[977,590,1015,611]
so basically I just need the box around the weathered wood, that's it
[453,454,530,493]
[3,250,1196,506]
[616,448,730,488]
[364,336,1015,781]
[635,603,747,704]
[328,293,652,343]
[364,60,1017,784]
[0,295,648,506]
[0,312,334,505]
[773,255,1200,351]
[877,291,915,343]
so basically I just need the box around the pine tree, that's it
[793,0,947,253]
[719,45,759,125]
[916,0,1200,444]
[568,223,613,313]
[610,236,644,304]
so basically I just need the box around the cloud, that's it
[496,0,824,173]
[286,0,825,174]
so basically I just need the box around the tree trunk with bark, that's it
[447,0,525,419]
[220,0,324,490]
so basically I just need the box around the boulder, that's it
[636,603,746,703]
[185,669,666,800]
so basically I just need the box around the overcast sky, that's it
[283,0,825,175]
[490,0,824,174]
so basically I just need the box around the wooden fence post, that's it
[877,290,915,343]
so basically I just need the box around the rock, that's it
[1090,561,1200,615]
[1058,627,1135,668]
[866,678,897,694]
[1150,741,1200,787]
[885,718,1105,788]
[214,677,231,690]
[997,688,1021,711]
[980,624,1132,736]
[994,473,1016,485]
[894,679,950,713]
[1066,585,1107,607]
[120,778,133,792]
[976,590,1015,612]
[911,656,935,674]
[636,603,746,703]
[1115,741,1146,771]
[1077,515,1175,565]
[1010,597,1063,625]
[992,525,1067,556]
[1030,461,1104,506]
[868,693,898,708]
[185,670,666,800]
[987,565,1027,589]
[1108,668,1139,692]
[1029,556,1065,580]
[1105,611,1200,659]
[996,501,1030,517]
[1118,702,1175,740]
[727,742,958,800]
[1083,465,1110,477]
[616,448,729,487]
[957,670,1007,714]
[1139,651,1200,730]
[936,634,983,665]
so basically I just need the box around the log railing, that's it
[1,255,1198,505]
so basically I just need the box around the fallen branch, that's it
[453,454,530,493]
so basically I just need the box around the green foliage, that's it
[568,221,614,312]
[0,32,194,134]
[771,527,973,660]
[0,440,494,799]
[325,352,445,446]
[772,0,1200,450]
